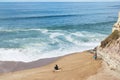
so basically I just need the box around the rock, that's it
[97,12,120,72]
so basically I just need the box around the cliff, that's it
[97,12,120,72]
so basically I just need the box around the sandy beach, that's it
[0,51,120,80]
[0,51,102,80]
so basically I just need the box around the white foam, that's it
[0,30,107,62]
[0,28,48,33]
[0,41,100,62]
[49,32,64,39]
[0,41,97,62]
[71,32,84,37]
[65,35,73,42]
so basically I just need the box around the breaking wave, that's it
[0,28,107,62]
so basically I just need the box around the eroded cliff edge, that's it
[97,12,120,72]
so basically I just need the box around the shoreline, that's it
[0,50,91,73]
[0,56,60,73]
[0,51,103,80]
[0,50,119,80]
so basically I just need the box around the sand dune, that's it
[0,51,103,80]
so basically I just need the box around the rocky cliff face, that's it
[97,12,120,72]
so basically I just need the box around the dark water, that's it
[0,2,120,62]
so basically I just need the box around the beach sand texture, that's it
[0,51,102,80]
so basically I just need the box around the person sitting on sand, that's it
[54,64,59,70]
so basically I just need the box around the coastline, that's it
[0,2,120,80]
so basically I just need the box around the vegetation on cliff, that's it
[100,30,120,48]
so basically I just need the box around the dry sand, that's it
[87,62,120,80]
[0,51,119,80]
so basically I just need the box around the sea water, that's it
[0,2,120,62]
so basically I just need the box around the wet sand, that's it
[0,57,59,73]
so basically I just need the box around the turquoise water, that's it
[0,2,120,62]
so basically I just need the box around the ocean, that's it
[0,2,119,62]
